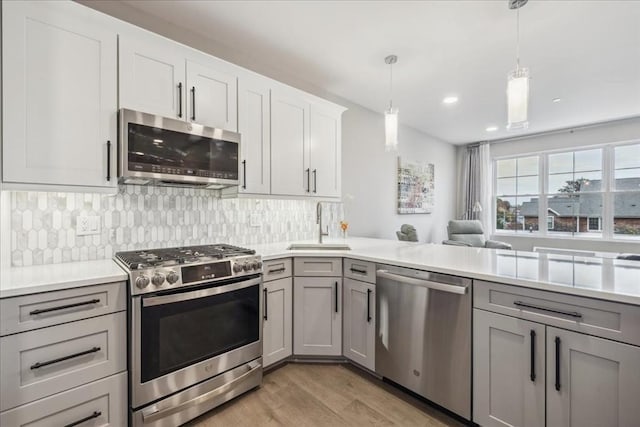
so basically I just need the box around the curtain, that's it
[460,143,492,237]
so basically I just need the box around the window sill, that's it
[492,232,640,244]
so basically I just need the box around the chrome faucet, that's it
[316,202,329,244]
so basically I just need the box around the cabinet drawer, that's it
[0,372,127,427]
[263,258,292,281]
[0,312,126,411]
[294,257,342,277]
[343,258,376,284]
[474,280,640,346]
[0,282,126,336]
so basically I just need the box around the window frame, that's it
[493,140,640,241]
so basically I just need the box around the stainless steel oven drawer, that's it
[0,282,126,336]
[0,311,126,411]
[343,258,376,284]
[0,372,127,427]
[474,280,640,346]
[263,258,292,281]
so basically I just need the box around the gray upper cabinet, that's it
[2,0,118,190]
[473,309,545,427]
[546,327,640,427]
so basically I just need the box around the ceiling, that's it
[121,0,640,144]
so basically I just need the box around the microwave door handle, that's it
[142,276,261,307]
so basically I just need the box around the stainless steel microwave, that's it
[118,109,240,189]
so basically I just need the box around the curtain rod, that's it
[477,115,640,146]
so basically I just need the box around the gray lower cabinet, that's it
[473,309,545,427]
[343,278,375,371]
[546,327,640,427]
[263,277,293,367]
[293,277,342,356]
[474,308,640,427]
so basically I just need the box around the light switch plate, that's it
[77,215,101,236]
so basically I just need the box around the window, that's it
[588,217,602,231]
[495,156,539,233]
[494,142,640,240]
[613,143,640,237]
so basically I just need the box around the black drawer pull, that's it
[530,330,536,382]
[30,346,101,370]
[106,140,111,181]
[350,267,367,275]
[367,288,372,323]
[513,301,582,319]
[555,336,561,391]
[334,281,339,313]
[177,82,183,118]
[64,411,102,427]
[267,267,286,274]
[263,288,268,321]
[29,299,100,316]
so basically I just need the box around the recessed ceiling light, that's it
[552,98,562,103]
[442,96,459,105]
[486,126,499,132]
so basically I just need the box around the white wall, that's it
[342,106,456,242]
[489,117,640,254]
[76,0,459,244]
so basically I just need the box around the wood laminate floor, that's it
[187,363,465,427]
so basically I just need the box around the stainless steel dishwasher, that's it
[375,264,471,420]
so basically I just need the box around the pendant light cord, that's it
[516,7,520,70]
[389,62,394,110]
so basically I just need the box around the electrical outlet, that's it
[77,215,101,236]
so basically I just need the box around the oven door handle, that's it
[142,276,262,307]
[141,360,262,424]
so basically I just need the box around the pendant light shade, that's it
[384,55,398,152]
[384,107,399,152]
[507,67,530,130]
[507,0,530,130]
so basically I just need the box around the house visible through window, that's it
[494,142,640,240]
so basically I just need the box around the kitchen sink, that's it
[286,243,352,251]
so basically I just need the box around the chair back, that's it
[447,220,486,247]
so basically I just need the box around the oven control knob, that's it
[233,263,243,273]
[250,261,259,270]
[135,275,150,289]
[242,262,251,272]
[152,273,165,286]
[166,271,179,284]
[256,261,263,270]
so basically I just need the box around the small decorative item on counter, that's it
[340,221,349,239]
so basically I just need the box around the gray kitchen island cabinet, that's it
[474,280,640,427]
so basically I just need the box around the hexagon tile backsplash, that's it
[9,186,344,267]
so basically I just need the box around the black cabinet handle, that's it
[242,160,247,189]
[267,267,286,274]
[514,301,582,319]
[555,336,561,391]
[30,346,101,370]
[177,82,183,118]
[305,168,310,192]
[64,411,102,427]
[106,141,111,181]
[191,86,196,121]
[263,288,268,321]
[313,169,317,193]
[530,330,536,382]
[334,281,339,313]
[350,267,367,275]
[367,288,372,323]
[29,299,100,316]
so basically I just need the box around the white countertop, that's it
[1,237,638,305]
[253,237,640,306]
[0,259,127,299]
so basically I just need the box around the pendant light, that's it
[507,0,530,130]
[384,55,398,152]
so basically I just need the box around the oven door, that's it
[131,275,262,409]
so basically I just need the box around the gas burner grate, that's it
[115,244,255,270]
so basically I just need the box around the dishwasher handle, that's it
[376,269,467,295]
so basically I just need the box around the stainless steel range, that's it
[115,244,263,427]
